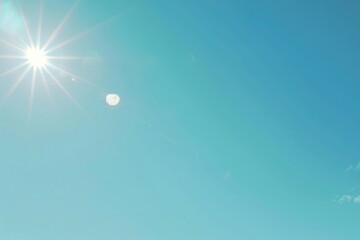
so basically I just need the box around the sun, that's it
[0,0,93,113]
[26,47,48,68]
[0,0,129,119]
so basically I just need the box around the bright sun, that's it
[25,47,48,68]
[0,0,126,118]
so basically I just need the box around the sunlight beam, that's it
[0,38,25,52]
[46,63,81,80]
[47,56,101,61]
[46,63,95,87]
[42,0,80,51]
[0,55,26,59]
[0,62,28,79]
[43,67,88,117]
[28,67,37,121]
[2,66,31,105]
[16,0,35,48]
[39,68,54,107]
[45,10,131,54]
[36,0,44,49]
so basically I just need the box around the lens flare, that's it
[106,94,120,106]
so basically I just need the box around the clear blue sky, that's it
[0,0,359,239]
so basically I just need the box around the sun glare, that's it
[26,47,48,68]
[0,1,89,113]
[0,0,128,118]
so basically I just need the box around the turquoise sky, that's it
[0,0,360,239]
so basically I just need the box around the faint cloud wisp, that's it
[353,196,360,204]
[356,162,360,170]
[345,165,353,173]
[335,194,360,205]
[345,162,360,173]
[337,195,352,204]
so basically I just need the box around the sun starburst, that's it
[0,0,95,118]
[0,0,133,120]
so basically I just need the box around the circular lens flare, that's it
[106,93,120,106]
[26,47,48,68]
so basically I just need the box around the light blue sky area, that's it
[0,0,360,239]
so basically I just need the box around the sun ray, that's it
[45,10,131,54]
[46,63,95,87]
[2,65,31,105]
[16,0,35,49]
[39,68,54,107]
[28,67,37,121]
[36,0,44,49]
[47,56,101,61]
[5,33,30,53]
[46,63,81,79]
[43,67,89,117]
[42,0,80,51]
[13,35,28,49]
[0,55,26,59]
[9,21,34,51]
[0,38,25,52]
[0,62,28,79]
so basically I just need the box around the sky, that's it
[0,0,360,239]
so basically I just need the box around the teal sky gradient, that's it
[0,0,360,239]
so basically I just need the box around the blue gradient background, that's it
[0,0,359,239]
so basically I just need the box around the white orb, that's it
[106,94,120,106]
